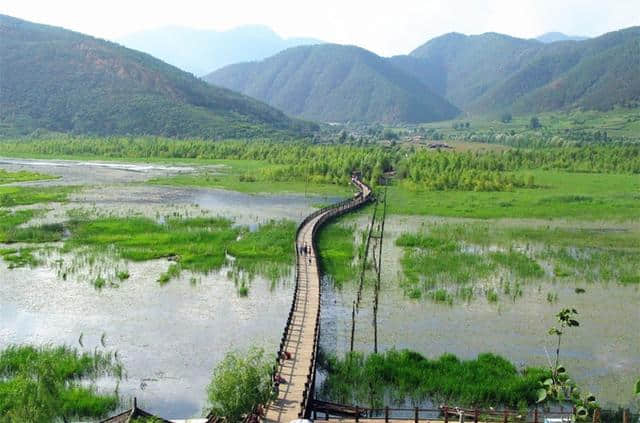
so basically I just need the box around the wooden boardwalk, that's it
[264,177,372,422]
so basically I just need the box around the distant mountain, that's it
[118,25,323,75]
[205,44,460,124]
[409,32,542,110]
[407,27,640,114]
[536,32,589,43]
[0,15,315,138]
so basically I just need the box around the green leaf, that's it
[575,406,588,419]
[543,378,553,386]
[537,388,548,403]
[635,379,640,396]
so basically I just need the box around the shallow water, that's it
[0,259,293,418]
[0,158,338,418]
[319,214,640,410]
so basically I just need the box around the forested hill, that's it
[406,27,640,114]
[0,14,316,138]
[204,44,460,124]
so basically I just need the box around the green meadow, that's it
[388,170,639,220]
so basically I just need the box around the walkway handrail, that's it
[310,403,575,423]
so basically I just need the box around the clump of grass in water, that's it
[431,288,454,305]
[317,220,357,288]
[319,350,551,408]
[0,247,40,268]
[0,344,123,420]
[116,270,130,280]
[62,217,295,289]
[486,287,499,303]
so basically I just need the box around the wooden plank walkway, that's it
[264,177,372,422]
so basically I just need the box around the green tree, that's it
[206,348,274,422]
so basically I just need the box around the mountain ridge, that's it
[0,14,316,138]
[205,44,460,124]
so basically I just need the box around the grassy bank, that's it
[320,350,549,409]
[0,345,122,421]
[148,160,353,196]
[0,168,58,185]
[388,170,639,220]
[0,185,73,207]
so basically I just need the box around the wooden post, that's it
[534,407,538,423]
[592,408,600,423]
[415,407,419,423]
[474,408,479,423]
[622,408,629,423]
[444,407,449,423]
[350,301,356,352]
[355,406,360,423]
[385,406,390,422]
[504,409,508,423]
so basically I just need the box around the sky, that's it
[2,0,639,56]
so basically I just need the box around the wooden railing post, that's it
[385,406,389,422]
[592,408,600,423]
[415,407,419,423]
[355,406,360,423]
[474,408,479,423]
[622,408,629,423]
[534,407,538,423]
[504,409,508,423]
[444,406,449,423]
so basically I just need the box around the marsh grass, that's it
[396,221,639,304]
[0,186,72,207]
[319,350,550,409]
[0,344,122,420]
[317,221,358,288]
[0,168,57,185]
[58,216,295,291]
[0,248,39,268]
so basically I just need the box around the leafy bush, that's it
[206,348,274,422]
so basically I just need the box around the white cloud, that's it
[2,0,638,56]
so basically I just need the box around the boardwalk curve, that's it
[264,176,373,423]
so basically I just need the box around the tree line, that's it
[0,137,638,191]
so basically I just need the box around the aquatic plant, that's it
[538,309,598,419]
[0,344,123,421]
[206,347,274,422]
[319,349,550,408]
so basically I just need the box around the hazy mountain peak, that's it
[117,25,323,75]
[536,32,589,43]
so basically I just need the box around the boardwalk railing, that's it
[311,403,575,423]
[269,176,373,421]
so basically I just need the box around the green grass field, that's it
[421,108,640,141]
[149,163,353,196]
[0,168,58,185]
[387,170,639,220]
